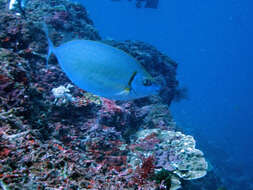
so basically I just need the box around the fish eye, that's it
[143,78,152,86]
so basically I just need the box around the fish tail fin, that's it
[42,23,55,68]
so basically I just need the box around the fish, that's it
[111,0,159,9]
[44,25,160,101]
[145,0,159,9]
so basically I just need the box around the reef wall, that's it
[0,0,212,189]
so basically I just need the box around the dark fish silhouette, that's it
[111,0,159,9]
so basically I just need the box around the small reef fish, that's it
[44,25,160,100]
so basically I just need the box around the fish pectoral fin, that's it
[116,87,131,96]
[116,71,137,96]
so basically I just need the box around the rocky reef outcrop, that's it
[0,0,212,189]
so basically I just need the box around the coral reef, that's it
[130,129,208,180]
[0,0,214,189]
[128,129,208,189]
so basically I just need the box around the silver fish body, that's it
[48,39,160,100]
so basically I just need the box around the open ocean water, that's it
[79,0,253,189]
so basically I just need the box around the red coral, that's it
[0,148,11,158]
[0,74,12,94]
[133,156,155,186]
[102,98,122,113]
[143,132,157,141]
[140,156,155,179]
[0,74,10,83]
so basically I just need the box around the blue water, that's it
[75,0,253,188]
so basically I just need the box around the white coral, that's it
[51,84,75,105]
[134,129,208,180]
